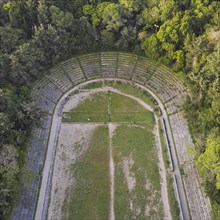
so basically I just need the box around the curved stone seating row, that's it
[47,66,73,92]
[169,112,191,165]
[13,178,39,220]
[61,58,86,85]
[147,80,172,102]
[132,57,157,84]
[33,77,63,103]
[146,67,183,102]
[100,52,117,77]
[78,53,102,79]
[156,65,185,92]
[184,164,211,220]
[73,52,182,104]
[11,52,210,220]
[169,112,211,219]
[11,114,52,220]
[116,52,138,79]
[33,91,56,115]
[165,91,187,115]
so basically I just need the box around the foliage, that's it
[0,145,19,217]
[197,136,220,190]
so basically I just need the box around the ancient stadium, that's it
[11,52,211,220]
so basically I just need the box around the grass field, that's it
[62,126,110,220]
[112,82,156,108]
[63,91,154,125]
[112,125,163,219]
[81,81,157,108]
[48,84,175,219]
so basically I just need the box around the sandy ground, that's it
[47,124,97,220]
[122,154,136,192]
[108,123,117,220]
[47,86,171,220]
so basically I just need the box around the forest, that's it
[0,0,219,219]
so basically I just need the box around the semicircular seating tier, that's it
[11,52,211,220]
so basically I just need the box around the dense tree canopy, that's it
[0,0,219,218]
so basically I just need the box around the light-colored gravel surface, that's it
[108,123,117,220]
[47,123,97,220]
[122,154,136,192]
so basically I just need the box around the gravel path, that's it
[108,123,116,220]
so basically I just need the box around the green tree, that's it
[0,113,14,144]
[119,0,144,12]
[10,42,45,84]
[33,24,69,66]
[50,5,74,29]
[37,0,50,26]
[197,136,220,189]
[141,7,160,29]
[102,3,126,33]
[0,26,25,54]
[173,50,185,70]
[0,54,11,87]
[100,29,115,49]
[141,34,161,59]
[0,145,19,216]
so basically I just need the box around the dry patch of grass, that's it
[112,125,164,219]
[62,126,110,220]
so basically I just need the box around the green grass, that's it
[60,85,177,219]
[63,112,109,122]
[112,125,163,219]
[81,81,157,110]
[20,167,35,186]
[82,82,103,89]
[111,92,146,112]
[111,112,154,124]
[71,91,108,112]
[63,91,154,124]
[112,82,156,108]
[62,126,110,220]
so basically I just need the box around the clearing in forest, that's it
[48,83,171,220]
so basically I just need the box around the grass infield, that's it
[57,84,175,219]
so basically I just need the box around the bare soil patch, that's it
[47,123,97,220]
